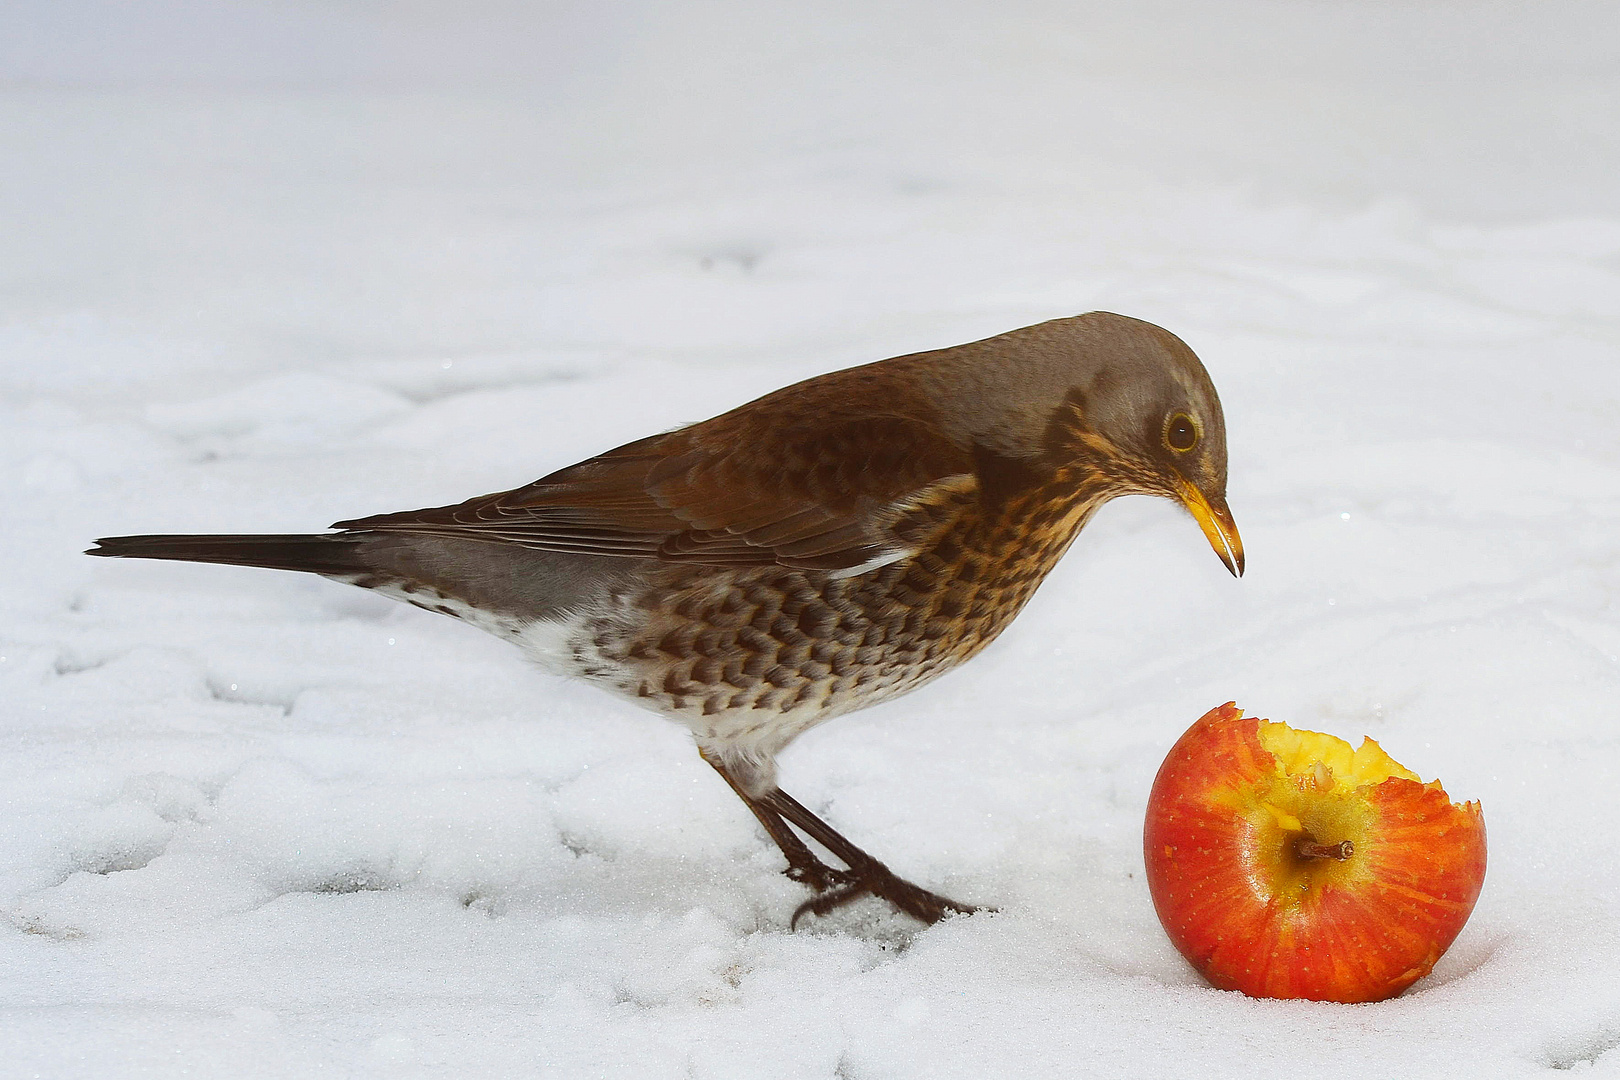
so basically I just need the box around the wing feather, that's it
[334,384,978,572]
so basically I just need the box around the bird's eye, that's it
[1165,413,1199,452]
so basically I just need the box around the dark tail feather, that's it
[86,533,370,577]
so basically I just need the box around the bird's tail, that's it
[85,533,369,577]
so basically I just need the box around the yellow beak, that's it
[1176,480,1244,577]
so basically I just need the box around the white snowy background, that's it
[3,2,1619,1076]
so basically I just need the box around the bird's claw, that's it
[789,861,979,928]
[782,860,859,892]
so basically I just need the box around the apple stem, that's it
[1297,838,1354,860]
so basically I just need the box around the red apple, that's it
[1143,702,1486,1002]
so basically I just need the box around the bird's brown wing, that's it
[333,410,975,573]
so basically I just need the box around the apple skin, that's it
[1144,703,1486,1003]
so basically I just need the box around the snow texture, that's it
[3,2,1620,1077]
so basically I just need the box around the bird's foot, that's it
[790,859,978,928]
[782,858,859,893]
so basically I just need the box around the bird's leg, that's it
[702,755,854,893]
[702,755,979,926]
[757,788,979,928]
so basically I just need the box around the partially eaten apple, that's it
[1143,703,1486,1003]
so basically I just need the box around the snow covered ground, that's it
[3,2,1619,1076]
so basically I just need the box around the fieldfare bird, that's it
[89,312,1242,925]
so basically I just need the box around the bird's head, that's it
[928,311,1244,576]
